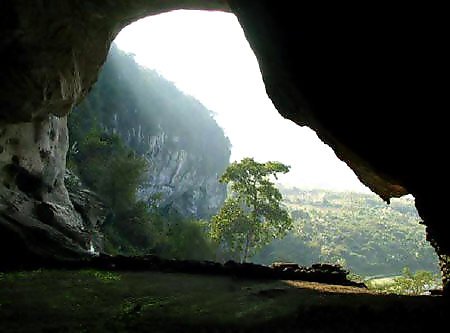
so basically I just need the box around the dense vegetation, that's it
[366,267,440,295]
[252,187,440,277]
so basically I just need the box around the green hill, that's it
[252,187,439,277]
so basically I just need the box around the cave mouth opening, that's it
[67,9,440,291]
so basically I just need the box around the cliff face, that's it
[105,122,228,219]
[0,115,93,265]
[71,46,230,219]
[139,145,228,218]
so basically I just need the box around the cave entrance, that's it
[69,10,440,292]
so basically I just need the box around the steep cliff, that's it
[70,46,230,219]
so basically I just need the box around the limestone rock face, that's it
[0,116,89,266]
[65,170,107,252]
[0,116,69,207]
[0,117,106,267]
[139,143,227,218]
[107,124,227,218]
[116,119,228,219]
[0,0,448,290]
[99,122,228,219]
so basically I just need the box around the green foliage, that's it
[211,158,292,262]
[101,198,216,260]
[73,130,148,215]
[0,269,43,281]
[252,188,440,277]
[80,270,121,283]
[67,129,154,255]
[154,217,217,260]
[211,198,251,261]
[367,267,440,295]
[391,268,440,295]
[102,201,156,255]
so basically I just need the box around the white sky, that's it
[115,10,370,193]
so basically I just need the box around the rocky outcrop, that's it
[139,146,227,218]
[104,107,228,220]
[65,170,107,252]
[113,126,227,218]
[3,252,363,288]
[0,115,90,266]
[0,117,106,267]
[0,1,448,291]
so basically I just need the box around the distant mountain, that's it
[252,187,439,277]
[69,45,230,218]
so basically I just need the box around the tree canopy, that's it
[71,129,147,215]
[211,158,292,262]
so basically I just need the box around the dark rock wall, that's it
[227,1,448,291]
[0,0,230,123]
[0,115,91,265]
[0,1,448,291]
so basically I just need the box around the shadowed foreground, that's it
[0,270,447,332]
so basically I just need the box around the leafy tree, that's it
[73,129,147,216]
[388,268,440,295]
[211,158,292,263]
[156,216,217,260]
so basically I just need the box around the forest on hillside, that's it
[252,187,439,277]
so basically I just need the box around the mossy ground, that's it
[0,269,448,332]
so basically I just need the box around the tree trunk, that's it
[242,232,250,263]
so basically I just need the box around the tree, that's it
[73,130,147,215]
[210,158,292,263]
[388,267,440,295]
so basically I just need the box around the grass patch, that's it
[0,269,447,332]
[79,269,121,282]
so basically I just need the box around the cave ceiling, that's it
[0,1,447,260]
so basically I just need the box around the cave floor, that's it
[0,269,447,332]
